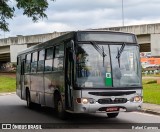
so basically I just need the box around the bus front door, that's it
[65,46,73,109]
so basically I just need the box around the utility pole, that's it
[122,0,124,26]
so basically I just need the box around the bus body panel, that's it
[16,64,21,98]
[44,72,54,107]
[44,71,65,108]
[29,73,45,104]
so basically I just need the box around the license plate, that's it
[106,107,119,112]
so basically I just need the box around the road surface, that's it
[0,94,160,131]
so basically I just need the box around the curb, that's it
[140,109,160,116]
[0,92,16,96]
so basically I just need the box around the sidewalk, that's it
[141,103,160,116]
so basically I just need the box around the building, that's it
[1,23,160,69]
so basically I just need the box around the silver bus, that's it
[16,31,142,119]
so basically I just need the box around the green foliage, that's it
[0,0,15,31]
[143,79,160,105]
[0,0,54,32]
[0,76,16,92]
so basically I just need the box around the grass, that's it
[143,79,160,105]
[0,76,16,93]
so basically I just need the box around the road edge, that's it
[140,109,160,116]
[0,92,16,96]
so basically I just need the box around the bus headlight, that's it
[82,98,88,104]
[76,98,96,104]
[130,96,142,102]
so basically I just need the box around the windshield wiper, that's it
[90,41,107,67]
[116,43,126,68]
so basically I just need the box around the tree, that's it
[0,0,54,32]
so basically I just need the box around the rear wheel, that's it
[26,91,34,109]
[107,113,119,118]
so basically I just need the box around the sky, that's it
[1,0,160,38]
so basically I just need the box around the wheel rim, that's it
[58,101,62,113]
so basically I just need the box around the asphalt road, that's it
[0,94,160,132]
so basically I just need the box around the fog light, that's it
[130,96,142,102]
[134,96,142,102]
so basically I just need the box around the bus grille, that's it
[98,98,127,104]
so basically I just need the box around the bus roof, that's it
[17,30,136,56]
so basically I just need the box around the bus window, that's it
[32,52,38,62]
[26,54,31,63]
[46,48,53,60]
[39,49,45,60]
[45,48,53,71]
[31,52,38,73]
[54,58,64,71]
[53,44,64,71]
[25,54,31,73]
[55,44,64,57]
[37,50,45,72]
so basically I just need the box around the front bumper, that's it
[73,101,142,113]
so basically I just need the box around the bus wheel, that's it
[107,113,119,118]
[26,91,34,109]
[55,98,66,119]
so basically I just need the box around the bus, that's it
[16,30,142,119]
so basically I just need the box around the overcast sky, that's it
[1,0,160,38]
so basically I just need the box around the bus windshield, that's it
[76,44,141,88]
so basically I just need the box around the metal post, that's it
[122,0,124,26]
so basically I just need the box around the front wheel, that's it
[107,113,119,118]
[55,98,66,119]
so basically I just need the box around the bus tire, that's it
[107,113,119,118]
[26,91,34,109]
[55,97,66,119]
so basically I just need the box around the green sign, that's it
[105,73,112,86]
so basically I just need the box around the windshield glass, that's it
[76,44,112,88]
[110,45,141,87]
[76,44,141,88]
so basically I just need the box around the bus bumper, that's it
[73,101,142,113]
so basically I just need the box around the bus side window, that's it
[53,44,64,71]
[45,47,53,71]
[37,50,45,72]
[25,54,31,73]
[31,52,38,73]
